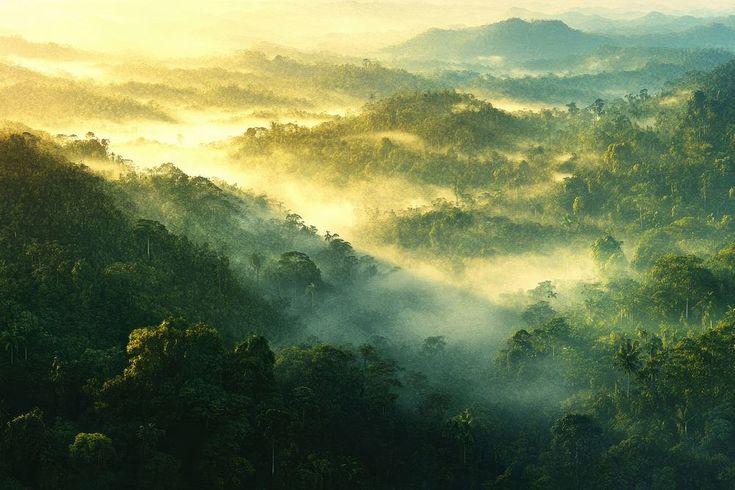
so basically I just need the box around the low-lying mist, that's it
[45,127,586,358]
[92,132,598,301]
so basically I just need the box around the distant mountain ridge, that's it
[506,8,735,35]
[625,23,735,49]
[0,35,92,60]
[386,18,610,63]
[386,18,735,67]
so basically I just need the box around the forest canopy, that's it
[3,5,735,489]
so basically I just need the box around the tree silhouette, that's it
[250,252,265,286]
[448,409,475,466]
[615,338,642,398]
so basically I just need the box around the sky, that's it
[1,0,734,56]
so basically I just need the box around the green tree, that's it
[547,414,605,490]
[522,301,556,328]
[591,234,626,274]
[1,409,47,485]
[614,338,642,397]
[68,432,117,488]
[133,219,168,261]
[448,409,475,466]
[646,254,718,321]
[275,251,322,292]
[250,252,265,286]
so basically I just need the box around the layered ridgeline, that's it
[0,131,519,489]
[383,16,735,99]
[504,9,735,36]
[8,88,735,487]
[0,39,441,126]
[386,19,610,64]
[6,25,735,490]
[1,30,732,128]
[230,61,735,264]
[386,17,735,68]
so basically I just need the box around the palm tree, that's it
[614,338,642,397]
[448,409,475,466]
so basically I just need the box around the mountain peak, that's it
[386,17,604,63]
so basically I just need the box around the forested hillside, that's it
[4,7,735,488]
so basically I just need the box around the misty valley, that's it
[4,3,735,489]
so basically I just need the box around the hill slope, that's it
[386,18,610,63]
[386,18,735,68]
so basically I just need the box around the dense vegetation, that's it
[5,12,735,489]
[7,125,735,488]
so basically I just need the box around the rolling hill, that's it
[385,18,610,64]
[386,18,735,69]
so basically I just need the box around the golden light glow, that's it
[1,0,733,57]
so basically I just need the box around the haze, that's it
[2,0,734,56]
[4,0,735,487]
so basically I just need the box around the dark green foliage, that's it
[8,43,735,489]
[592,234,627,273]
[646,254,719,321]
[545,414,606,489]
[0,133,492,488]
[0,134,286,488]
[274,251,322,291]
